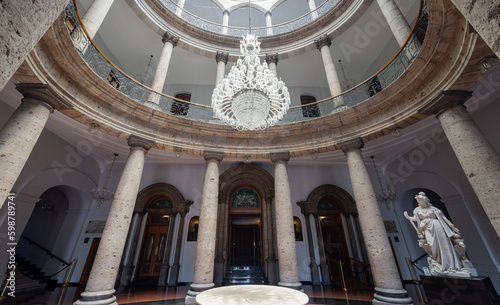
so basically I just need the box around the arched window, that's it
[300,95,320,117]
[171,93,191,116]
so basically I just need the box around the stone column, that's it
[266,196,278,285]
[0,0,70,91]
[215,52,228,86]
[307,0,319,20]
[169,211,188,286]
[176,0,186,16]
[304,213,321,285]
[158,212,177,286]
[265,54,279,77]
[75,136,154,305]
[146,31,179,110]
[265,12,273,35]
[451,0,500,59]
[375,0,412,48]
[270,152,302,290]
[421,90,500,238]
[340,138,411,304]
[222,10,230,35]
[186,151,223,305]
[314,35,345,109]
[81,0,115,40]
[312,213,331,285]
[0,84,69,209]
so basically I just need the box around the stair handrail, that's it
[20,235,70,266]
[409,252,427,273]
[347,257,371,286]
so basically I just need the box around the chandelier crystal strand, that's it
[212,34,290,131]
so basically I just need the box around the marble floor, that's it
[2,285,373,305]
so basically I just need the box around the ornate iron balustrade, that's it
[159,0,341,37]
[65,0,427,125]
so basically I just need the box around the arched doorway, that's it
[215,164,276,285]
[229,187,262,267]
[298,184,369,286]
[121,183,193,287]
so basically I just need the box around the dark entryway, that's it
[231,224,260,266]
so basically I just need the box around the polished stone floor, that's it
[1,285,373,305]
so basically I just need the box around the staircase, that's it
[223,266,269,285]
[15,256,59,292]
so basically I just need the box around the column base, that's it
[74,289,117,305]
[144,101,162,111]
[185,283,215,304]
[278,281,302,290]
[373,287,413,305]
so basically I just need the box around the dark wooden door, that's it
[138,217,169,277]
[231,225,260,266]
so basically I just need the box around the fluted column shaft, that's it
[186,151,223,304]
[422,91,500,237]
[82,0,115,39]
[376,0,411,47]
[75,136,154,305]
[222,10,229,35]
[0,84,65,209]
[304,213,320,285]
[169,212,187,286]
[271,152,301,290]
[158,212,177,286]
[340,138,411,304]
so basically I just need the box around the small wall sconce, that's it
[243,155,252,164]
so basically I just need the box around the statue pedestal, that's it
[420,275,500,305]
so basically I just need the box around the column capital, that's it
[265,53,279,65]
[162,31,179,46]
[338,138,364,153]
[128,135,154,151]
[15,83,71,111]
[215,51,229,65]
[204,151,224,162]
[265,11,272,17]
[314,35,331,51]
[419,90,472,117]
[222,9,230,16]
[270,151,290,163]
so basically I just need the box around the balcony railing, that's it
[159,0,341,37]
[64,0,428,125]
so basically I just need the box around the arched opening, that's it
[216,164,275,285]
[298,184,370,287]
[229,186,262,267]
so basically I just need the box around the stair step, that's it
[223,266,269,286]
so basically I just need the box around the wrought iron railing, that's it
[64,0,428,125]
[159,0,341,37]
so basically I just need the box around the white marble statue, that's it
[404,192,477,278]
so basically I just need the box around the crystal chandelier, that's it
[91,153,118,208]
[370,156,397,208]
[211,34,291,130]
